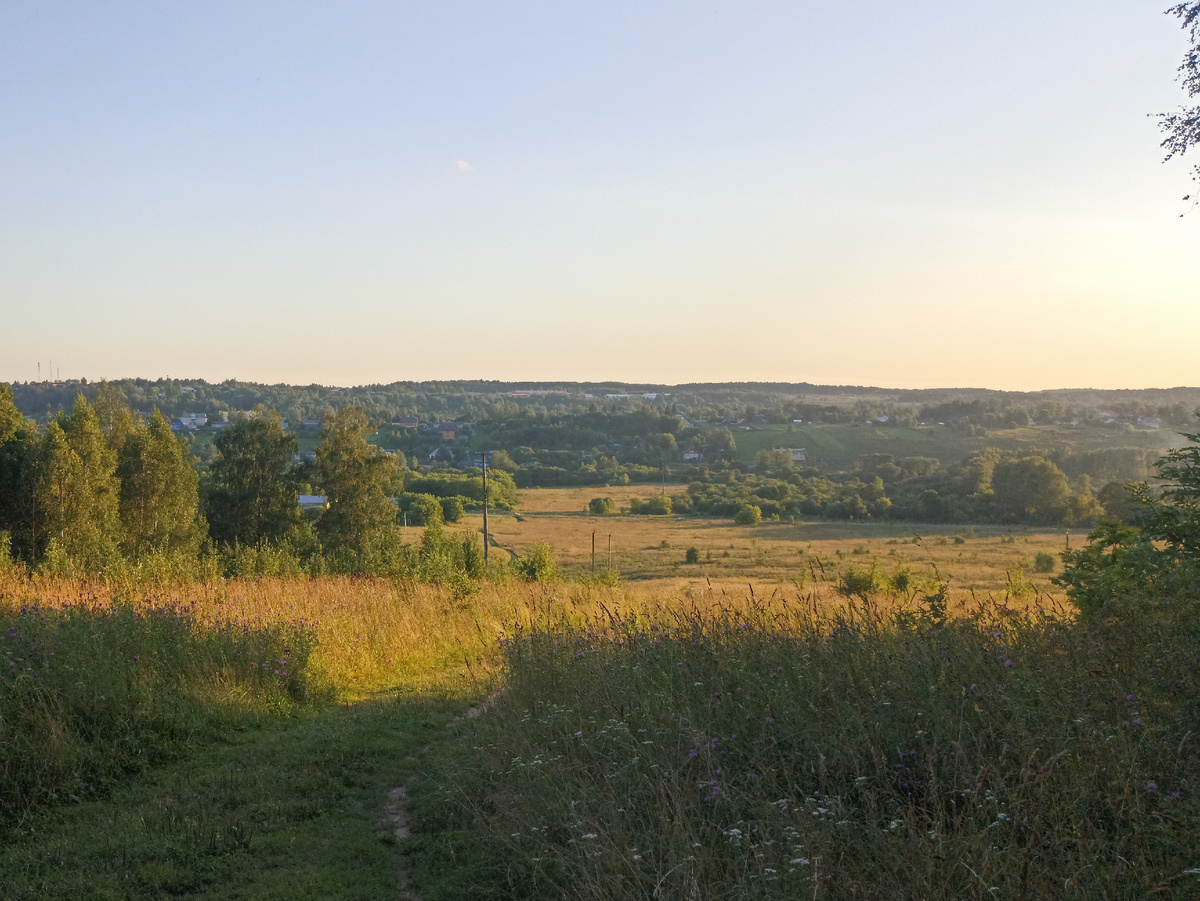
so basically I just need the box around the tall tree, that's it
[118,410,205,558]
[206,413,299,546]
[35,396,123,567]
[92,381,137,455]
[0,385,38,560]
[315,407,398,558]
[1158,3,1200,199]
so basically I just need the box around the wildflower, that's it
[582,833,597,840]
[1146,782,1157,793]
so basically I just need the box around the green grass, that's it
[416,593,1200,899]
[0,599,322,825]
[4,564,1197,899]
[0,695,465,899]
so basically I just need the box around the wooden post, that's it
[480,452,490,565]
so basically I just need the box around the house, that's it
[395,417,418,429]
[428,446,455,463]
[173,413,206,431]
[424,421,471,437]
[302,419,322,428]
[298,495,327,509]
[789,448,807,463]
[440,429,455,440]
[876,415,889,423]
[682,448,702,463]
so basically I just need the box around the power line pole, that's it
[478,451,490,565]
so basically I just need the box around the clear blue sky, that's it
[1,1,1196,389]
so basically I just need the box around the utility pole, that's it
[608,534,612,570]
[592,531,596,573]
[478,451,490,565]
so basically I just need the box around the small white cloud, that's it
[455,159,472,171]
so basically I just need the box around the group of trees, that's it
[641,446,1113,527]
[0,385,203,570]
[0,386,499,580]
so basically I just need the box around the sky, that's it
[1,1,1197,391]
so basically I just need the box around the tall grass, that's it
[0,567,636,830]
[419,589,1200,899]
[0,590,318,827]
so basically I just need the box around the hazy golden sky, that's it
[1,2,1197,390]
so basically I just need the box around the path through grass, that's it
[1,693,468,900]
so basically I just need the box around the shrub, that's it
[836,562,887,598]
[733,504,762,525]
[685,546,700,564]
[1007,566,1035,598]
[1033,552,1055,573]
[588,497,616,515]
[630,496,672,515]
[439,495,465,524]
[514,542,557,582]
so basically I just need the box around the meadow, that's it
[1,501,1197,898]
[479,486,1071,601]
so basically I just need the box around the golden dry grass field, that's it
[464,486,1073,605]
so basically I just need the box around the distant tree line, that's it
[618,445,1141,527]
[11,378,1198,434]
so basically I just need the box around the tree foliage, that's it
[0,386,37,560]
[315,407,398,559]
[589,496,616,515]
[1157,2,1200,198]
[1057,428,1200,614]
[118,411,205,559]
[36,397,123,569]
[207,413,299,546]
